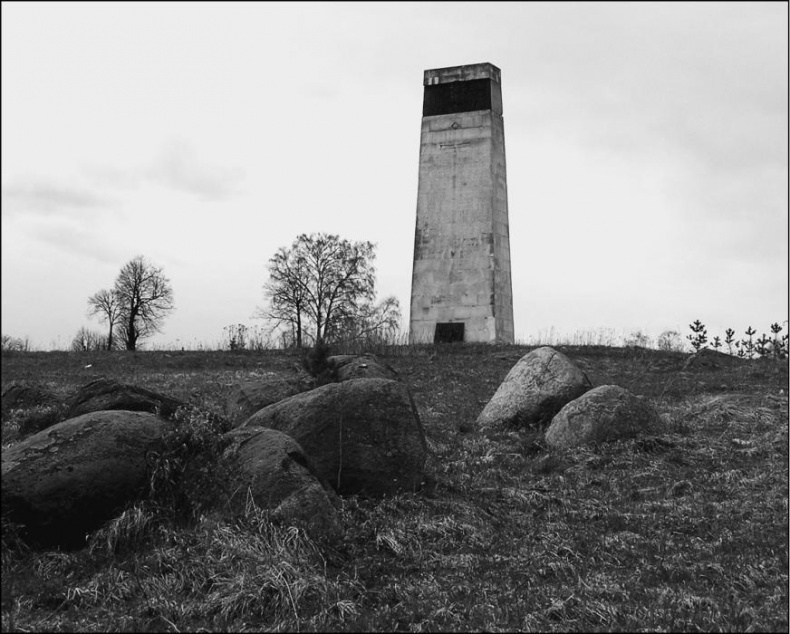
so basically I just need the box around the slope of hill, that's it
[2,344,788,631]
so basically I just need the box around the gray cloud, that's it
[1,181,110,217]
[523,6,786,166]
[145,139,245,201]
[27,220,123,266]
[508,3,787,270]
[82,139,247,202]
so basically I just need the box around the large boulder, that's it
[1,383,59,413]
[242,378,428,496]
[327,354,398,382]
[225,376,313,426]
[1,411,168,549]
[477,346,592,428]
[2,383,64,438]
[206,427,342,541]
[64,378,186,420]
[545,384,666,449]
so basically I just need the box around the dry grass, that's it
[1,344,788,631]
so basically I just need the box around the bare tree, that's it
[261,233,381,346]
[87,288,123,350]
[71,326,107,352]
[1,334,30,352]
[261,244,311,347]
[112,255,175,351]
[332,295,402,343]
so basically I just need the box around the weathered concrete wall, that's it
[409,63,514,344]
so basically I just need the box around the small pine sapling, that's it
[742,326,757,359]
[770,323,784,360]
[711,336,722,350]
[755,333,773,358]
[724,328,736,355]
[687,320,708,352]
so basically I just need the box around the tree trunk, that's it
[296,311,302,348]
[125,310,137,351]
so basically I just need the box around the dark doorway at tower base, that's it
[434,322,465,344]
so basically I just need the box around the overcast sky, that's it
[2,2,787,350]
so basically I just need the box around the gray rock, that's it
[477,347,592,428]
[1,383,58,413]
[682,348,745,371]
[327,354,398,382]
[2,383,65,437]
[64,378,185,420]
[1,411,169,549]
[242,378,428,496]
[210,427,342,542]
[545,384,666,449]
[225,377,313,426]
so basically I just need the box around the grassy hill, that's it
[2,344,788,631]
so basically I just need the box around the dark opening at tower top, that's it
[423,79,492,116]
[421,62,503,118]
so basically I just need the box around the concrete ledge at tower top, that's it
[423,62,501,85]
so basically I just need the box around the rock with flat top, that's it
[64,378,185,420]
[225,376,313,426]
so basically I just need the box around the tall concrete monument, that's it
[409,62,514,344]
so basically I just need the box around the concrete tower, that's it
[409,62,514,344]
